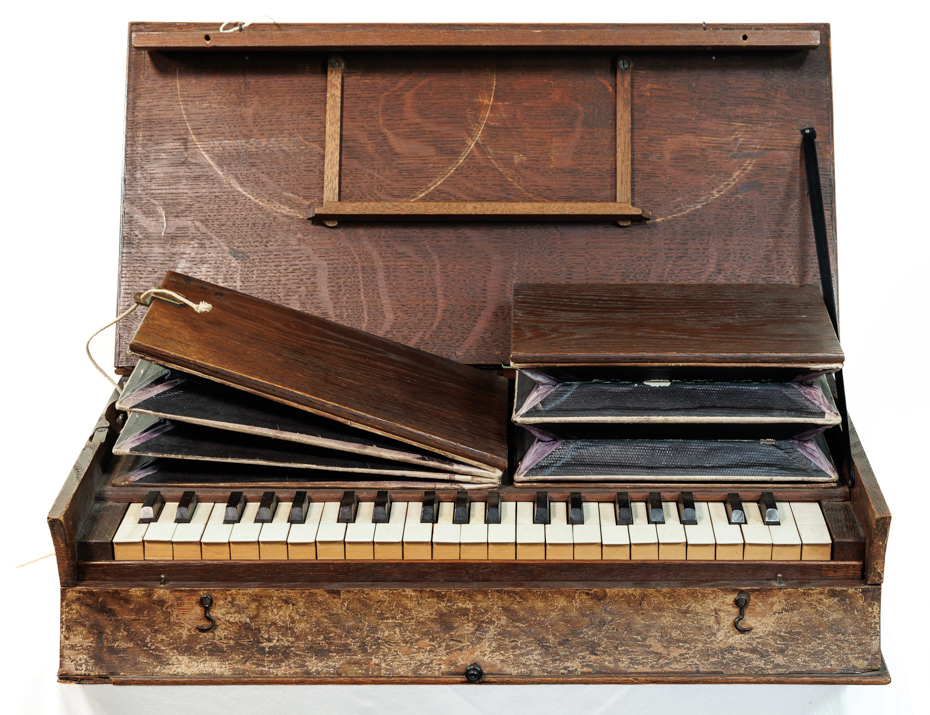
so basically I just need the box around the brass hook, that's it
[733,591,753,632]
[196,594,216,632]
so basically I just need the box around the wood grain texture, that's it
[131,24,822,51]
[129,273,508,473]
[849,422,891,584]
[323,56,343,205]
[59,585,880,683]
[115,24,837,367]
[511,283,843,367]
[616,57,632,205]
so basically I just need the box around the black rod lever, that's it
[801,127,855,487]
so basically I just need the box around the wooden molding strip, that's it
[132,25,821,51]
[322,55,343,228]
[309,201,651,224]
[616,56,632,220]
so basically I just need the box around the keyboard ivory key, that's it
[345,502,376,559]
[791,502,833,560]
[201,501,235,560]
[598,502,630,560]
[460,502,488,559]
[287,500,325,559]
[144,502,179,560]
[770,501,802,560]
[741,503,773,560]
[374,501,408,559]
[629,502,658,560]
[316,502,347,559]
[545,501,573,560]
[113,503,147,561]
[684,501,716,561]
[432,501,461,559]
[403,501,433,559]
[488,500,516,560]
[517,501,545,559]
[656,501,686,560]
[573,501,602,560]
[172,502,214,560]
[258,501,292,560]
[229,502,262,560]
[709,501,744,560]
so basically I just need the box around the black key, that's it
[678,492,697,526]
[338,490,358,523]
[568,492,585,525]
[174,491,198,524]
[453,492,471,524]
[647,492,665,524]
[533,491,550,525]
[288,491,310,524]
[421,491,439,523]
[224,491,246,524]
[373,490,392,523]
[256,491,279,523]
[759,492,780,525]
[726,493,746,525]
[615,492,633,525]
[485,491,501,525]
[139,491,165,524]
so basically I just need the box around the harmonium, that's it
[49,22,892,685]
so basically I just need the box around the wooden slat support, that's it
[310,201,650,224]
[322,55,343,227]
[616,56,632,226]
[132,25,822,51]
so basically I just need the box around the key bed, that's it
[109,489,839,562]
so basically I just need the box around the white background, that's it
[4,1,928,713]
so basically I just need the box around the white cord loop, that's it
[219,15,276,33]
[85,288,212,392]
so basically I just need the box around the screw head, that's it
[464,663,484,683]
[330,58,340,67]
[618,59,630,70]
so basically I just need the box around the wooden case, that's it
[49,22,891,685]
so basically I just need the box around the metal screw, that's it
[464,663,484,683]
[618,59,630,70]
[160,574,166,586]
[330,58,340,67]
[776,573,784,585]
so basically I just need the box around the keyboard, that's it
[111,488,834,562]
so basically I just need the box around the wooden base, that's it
[59,585,883,685]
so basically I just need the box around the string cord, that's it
[85,288,212,392]
[219,15,276,33]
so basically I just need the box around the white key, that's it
[488,501,517,560]
[573,501,602,560]
[144,502,179,560]
[316,502,347,559]
[403,501,433,560]
[172,502,214,560]
[741,502,773,560]
[791,502,832,560]
[113,503,147,561]
[516,501,545,559]
[374,501,408,559]
[770,501,802,560]
[545,501,573,560]
[287,500,325,559]
[598,502,630,560]
[656,501,686,560]
[258,501,292,560]
[345,502,377,560]
[230,502,262,560]
[201,502,235,560]
[460,502,488,559]
[629,502,658,560]
[684,501,716,560]
[432,501,460,559]
[709,501,744,560]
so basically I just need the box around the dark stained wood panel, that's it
[128,272,508,473]
[132,25,821,51]
[115,24,836,368]
[511,283,843,367]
